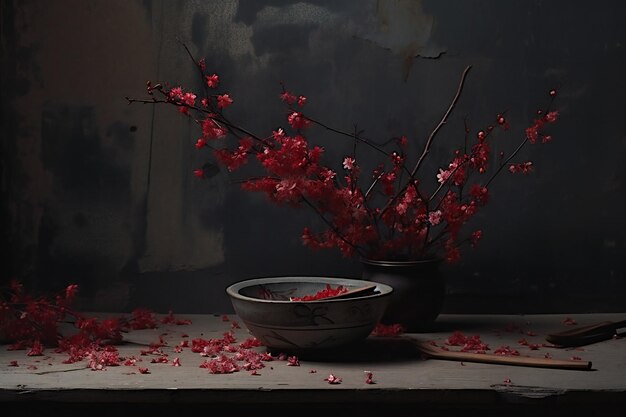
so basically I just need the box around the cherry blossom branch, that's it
[125,96,264,143]
[376,66,471,219]
[485,94,556,188]
[411,65,472,177]
[126,43,559,263]
[300,197,368,258]
[179,39,212,103]
[303,115,391,157]
[485,137,527,187]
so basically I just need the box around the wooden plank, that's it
[1,313,625,409]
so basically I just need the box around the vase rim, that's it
[360,257,442,267]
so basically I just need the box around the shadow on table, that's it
[266,336,425,362]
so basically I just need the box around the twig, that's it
[410,65,472,177]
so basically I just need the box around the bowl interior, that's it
[225,277,393,353]
[228,276,391,302]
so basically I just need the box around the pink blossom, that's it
[437,168,451,184]
[195,138,207,149]
[205,74,219,88]
[168,86,183,101]
[508,162,534,174]
[324,374,342,384]
[343,157,356,170]
[287,112,311,130]
[545,111,559,123]
[428,210,442,226]
[182,92,196,107]
[217,94,233,109]
[280,91,297,104]
[272,128,286,140]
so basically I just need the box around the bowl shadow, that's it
[265,336,424,363]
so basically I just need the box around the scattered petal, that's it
[324,374,342,384]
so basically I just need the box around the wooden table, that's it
[1,313,625,416]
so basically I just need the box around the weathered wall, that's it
[2,0,625,314]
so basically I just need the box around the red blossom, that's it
[280,91,297,104]
[205,74,219,88]
[239,337,262,349]
[88,347,121,371]
[508,161,533,174]
[287,111,311,130]
[64,284,79,303]
[128,49,560,264]
[200,355,240,374]
[493,345,520,356]
[128,308,158,330]
[217,94,233,109]
[160,310,192,325]
[445,331,490,353]
[370,322,405,337]
[124,357,139,366]
[26,340,44,356]
[324,374,342,384]
[290,284,348,301]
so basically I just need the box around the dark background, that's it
[1,0,625,315]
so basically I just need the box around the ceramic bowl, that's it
[226,276,393,352]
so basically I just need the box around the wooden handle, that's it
[546,319,626,347]
[324,285,378,300]
[412,340,592,371]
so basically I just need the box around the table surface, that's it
[1,312,625,416]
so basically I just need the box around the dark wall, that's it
[1,0,625,314]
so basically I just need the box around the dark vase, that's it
[361,258,445,332]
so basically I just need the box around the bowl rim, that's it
[226,275,393,304]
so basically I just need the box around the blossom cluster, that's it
[128,47,559,263]
[0,280,189,363]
